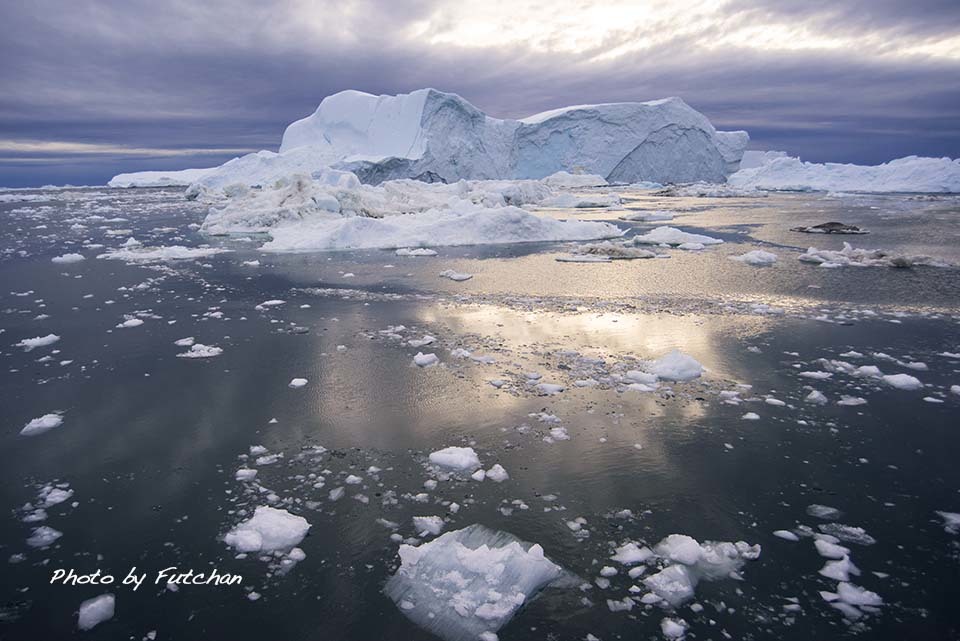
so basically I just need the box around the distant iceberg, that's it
[110,88,748,188]
[728,154,960,193]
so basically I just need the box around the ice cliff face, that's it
[279,89,748,185]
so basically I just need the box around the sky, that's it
[1,0,959,187]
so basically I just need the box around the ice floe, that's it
[20,413,64,436]
[224,506,310,553]
[384,524,567,641]
[77,594,115,630]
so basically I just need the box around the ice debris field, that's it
[2,88,960,641]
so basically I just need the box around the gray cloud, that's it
[1,0,958,186]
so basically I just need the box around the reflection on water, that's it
[0,188,959,640]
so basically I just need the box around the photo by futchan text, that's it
[50,567,243,591]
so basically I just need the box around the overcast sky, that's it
[2,0,959,186]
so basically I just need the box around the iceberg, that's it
[281,89,747,184]
[385,524,569,641]
[729,154,960,193]
[111,88,748,188]
[108,166,219,188]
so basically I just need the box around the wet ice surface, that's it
[0,186,959,640]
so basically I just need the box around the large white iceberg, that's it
[729,154,960,193]
[281,89,748,184]
[385,524,569,641]
[110,88,748,188]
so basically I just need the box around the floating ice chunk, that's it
[643,535,761,607]
[773,530,799,542]
[52,253,85,264]
[570,241,656,260]
[77,594,115,631]
[177,344,223,358]
[820,556,860,582]
[632,226,723,246]
[20,413,64,436]
[541,171,608,188]
[730,250,777,266]
[807,504,842,520]
[413,516,445,536]
[288,378,308,388]
[837,395,867,406]
[619,210,673,222]
[818,524,876,546]
[26,525,62,548]
[224,506,310,553]
[805,390,828,405]
[116,318,144,328]
[413,352,439,367]
[814,539,850,559]
[882,373,923,390]
[235,468,258,482]
[648,350,704,381]
[98,245,230,262]
[485,464,509,483]
[174,337,195,347]
[439,270,473,282]
[741,412,760,420]
[661,617,688,639]
[798,242,951,268]
[644,565,696,606]
[611,542,654,565]
[15,334,60,351]
[429,447,482,471]
[385,524,565,641]
[935,511,960,534]
[396,247,438,256]
[655,535,703,565]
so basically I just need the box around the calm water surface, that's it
[1,187,959,640]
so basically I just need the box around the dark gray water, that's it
[1,187,959,640]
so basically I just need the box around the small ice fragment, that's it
[20,413,64,436]
[288,378,308,388]
[77,594,115,630]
